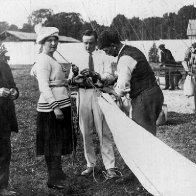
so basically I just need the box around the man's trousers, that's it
[78,88,115,170]
[0,134,11,189]
[131,85,164,135]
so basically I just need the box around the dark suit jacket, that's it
[0,61,19,134]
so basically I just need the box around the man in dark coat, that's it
[0,59,19,196]
[98,30,164,136]
[158,44,181,90]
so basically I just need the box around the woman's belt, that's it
[49,80,68,88]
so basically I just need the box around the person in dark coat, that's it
[0,59,19,196]
[158,44,182,90]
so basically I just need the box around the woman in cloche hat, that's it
[31,25,76,190]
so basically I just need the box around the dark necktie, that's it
[88,53,94,72]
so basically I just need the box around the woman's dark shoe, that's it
[0,189,17,196]
[47,180,65,190]
[162,87,169,90]
[169,87,175,90]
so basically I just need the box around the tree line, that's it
[0,5,196,41]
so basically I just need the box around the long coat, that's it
[0,61,18,134]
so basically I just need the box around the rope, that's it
[92,167,123,184]
[57,50,79,166]
[56,50,72,64]
[68,85,78,166]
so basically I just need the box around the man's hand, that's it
[72,64,79,76]
[74,75,85,84]
[0,87,11,98]
[9,88,18,100]
[92,72,101,79]
[80,68,90,77]
[54,107,64,120]
[91,72,101,83]
[102,86,120,97]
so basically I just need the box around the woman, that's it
[0,56,18,195]
[32,27,76,189]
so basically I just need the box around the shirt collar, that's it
[118,44,126,58]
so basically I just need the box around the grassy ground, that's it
[8,64,196,196]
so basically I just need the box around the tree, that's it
[110,14,131,40]
[20,23,34,32]
[44,12,84,39]
[129,17,142,40]
[0,43,9,63]
[148,43,159,62]
[142,17,163,40]
[8,24,19,31]
[0,22,9,33]
[178,5,196,20]
[28,9,53,26]
[177,5,196,38]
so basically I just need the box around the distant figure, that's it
[184,46,192,68]
[0,59,19,195]
[158,44,181,90]
[190,43,196,68]
[182,43,196,77]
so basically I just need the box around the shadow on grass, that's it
[165,112,195,125]
[11,67,25,70]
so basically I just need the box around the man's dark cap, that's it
[158,44,165,49]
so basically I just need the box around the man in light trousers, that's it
[71,30,119,178]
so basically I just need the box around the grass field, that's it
[8,64,196,196]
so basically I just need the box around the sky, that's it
[0,0,195,28]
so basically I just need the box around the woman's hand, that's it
[54,107,64,120]
[72,64,79,76]
[9,88,18,100]
[0,87,11,98]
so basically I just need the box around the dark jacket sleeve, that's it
[0,61,19,99]
[0,61,19,133]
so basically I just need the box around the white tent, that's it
[0,30,81,65]
[0,30,195,65]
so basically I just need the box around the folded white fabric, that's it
[98,94,196,196]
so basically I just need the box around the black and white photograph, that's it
[0,0,196,195]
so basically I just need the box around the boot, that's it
[45,156,65,190]
[54,156,67,181]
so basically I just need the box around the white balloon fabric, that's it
[98,94,196,196]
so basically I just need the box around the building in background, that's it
[187,20,196,40]
[0,31,80,65]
